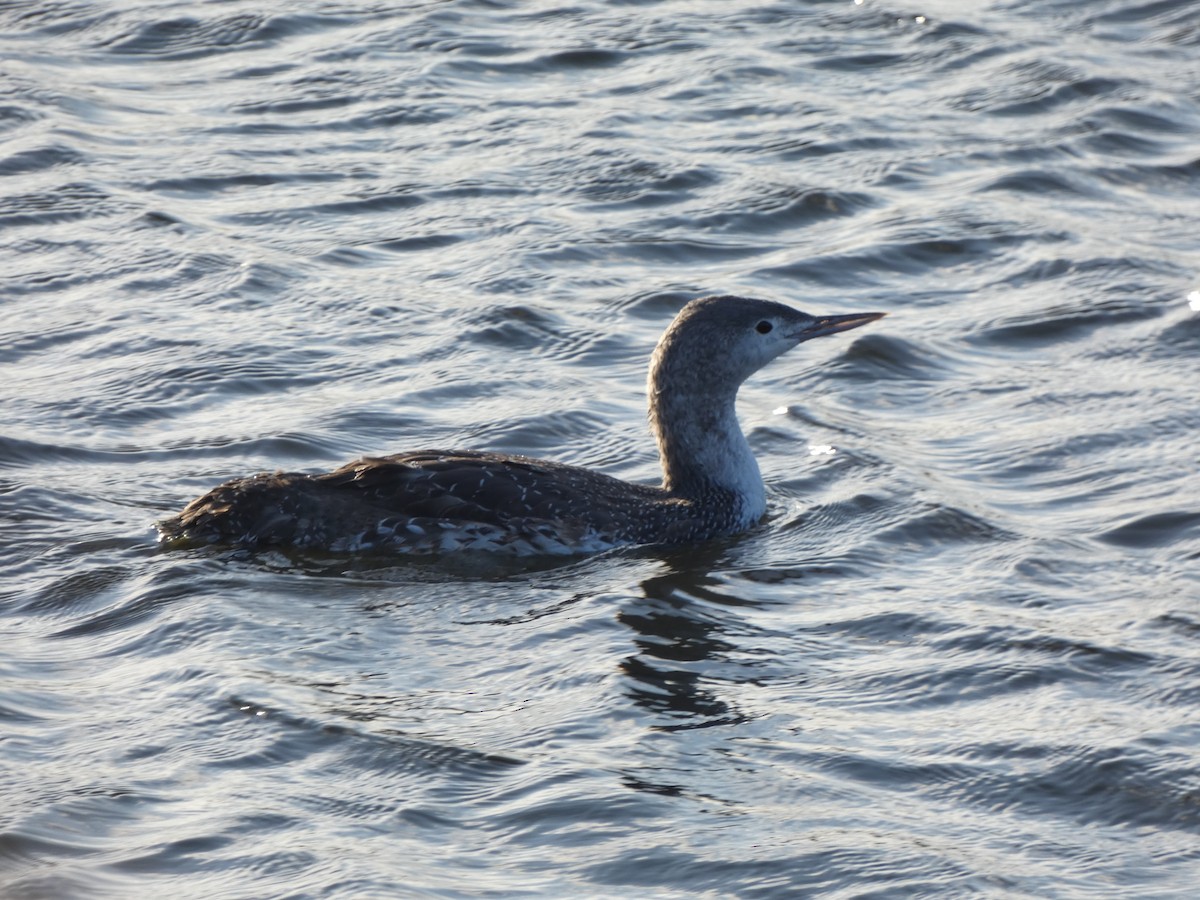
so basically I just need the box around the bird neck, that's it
[648,384,766,521]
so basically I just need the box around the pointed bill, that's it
[794,311,886,341]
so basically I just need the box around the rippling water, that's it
[3,0,1199,895]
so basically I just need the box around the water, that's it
[3,0,1199,895]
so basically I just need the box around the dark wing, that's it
[317,449,660,528]
[159,449,681,551]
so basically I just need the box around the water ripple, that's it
[3,0,1200,895]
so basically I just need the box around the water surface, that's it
[2,0,1199,896]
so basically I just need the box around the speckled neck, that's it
[647,324,766,525]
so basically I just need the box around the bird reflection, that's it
[617,546,766,731]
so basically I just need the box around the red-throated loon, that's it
[157,295,883,555]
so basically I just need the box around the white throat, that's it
[651,389,767,523]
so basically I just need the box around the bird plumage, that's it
[158,296,883,555]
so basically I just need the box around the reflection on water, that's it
[3,0,1200,895]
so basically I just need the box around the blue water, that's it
[3,0,1199,896]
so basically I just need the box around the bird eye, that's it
[756,320,773,334]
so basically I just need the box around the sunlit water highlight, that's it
[2,0,1199,896]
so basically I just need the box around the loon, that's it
[158,295,883,555]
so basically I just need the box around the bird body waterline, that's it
[157,295,884,556]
